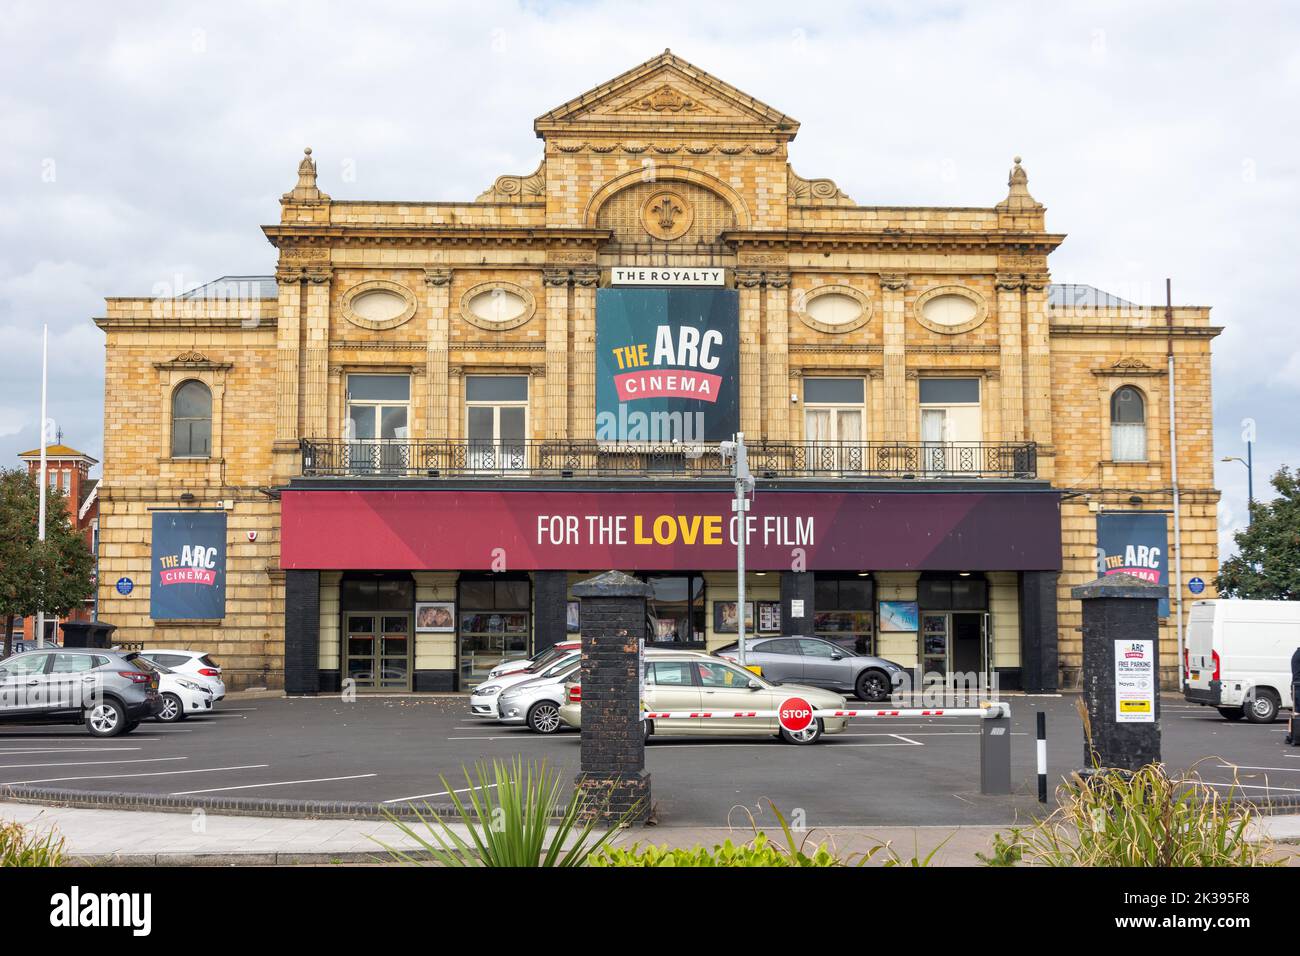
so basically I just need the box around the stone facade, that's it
[93,51,1219,690]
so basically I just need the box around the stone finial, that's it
[996,154,1041,212]
[282,146,330,204]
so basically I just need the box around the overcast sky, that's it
[1,0,1296,559]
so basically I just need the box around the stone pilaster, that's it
[1023,273,1053,479]
[570,268,599,439]
[880,272,908,440]
[424,268,452,438]
[736,269,764,439]
[300,269,331,441]
[763,272,791,441]
[995,273,1026,442]
[274,274,302,445]
[543,269,571,440]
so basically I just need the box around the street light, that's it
[1222,450,1254,527]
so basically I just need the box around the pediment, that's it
[535,51,799,139]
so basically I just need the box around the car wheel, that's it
[1245,690,1280,724]
[643,719,653,743]
[855,669,892,702]
[779,718,824,745]
[85,699,126,738]
[156,693,184,723]
[527,701,563,734]
[1217,706,1245,722]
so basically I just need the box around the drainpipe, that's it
[1166,279,1185,691]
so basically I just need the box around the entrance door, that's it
[921,613,949,677]
[950,612,984,675]
[345,613,411,691]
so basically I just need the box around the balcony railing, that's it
[299,439,1037,480]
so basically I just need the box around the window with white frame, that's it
[919,378,981,472]
[466,375,528,469]
[171,380,213,458]
[1110,385,1147,462]
[804,378,865,443]
[345,374,410,473]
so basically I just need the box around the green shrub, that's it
[0,820,65,867]
[378,757,637,867]
[987,762,1276,867]
[593,832,839,867]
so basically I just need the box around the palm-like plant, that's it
[378,757,637,867]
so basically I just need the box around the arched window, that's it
[1110,386,1146,462]
[171,380,212,458]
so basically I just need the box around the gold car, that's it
[557,649,849,744]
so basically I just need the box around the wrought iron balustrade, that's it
[299,439,1037,480]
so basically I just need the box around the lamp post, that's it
[721,433,755,666]
[1222,444,1254,527]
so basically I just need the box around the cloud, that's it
[1,0,1296,566]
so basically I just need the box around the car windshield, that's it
[141,658,175,674]
[525,647,568,672]
[198,655,219,668]
[540,654,580,678]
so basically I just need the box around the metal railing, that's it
[300,439,1037,479]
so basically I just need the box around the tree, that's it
[1215,466,1300,600]
[0,468,95,656]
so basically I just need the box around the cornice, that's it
[1051,323,1223,339]
[94,315,278,331]
[721,229,1067,255]
[262,225,613,250]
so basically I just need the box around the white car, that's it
[1185,599,1299,723]
[140,649,226,701]
[154,669,215,722]
[485,641,580,681]
[470,651,580,719]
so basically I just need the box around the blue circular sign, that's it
[115,577,134,596]
[1188,577,1205,595]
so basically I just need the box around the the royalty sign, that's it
[595,287,739,442]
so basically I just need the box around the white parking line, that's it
[445,735,570,741]
[0,764,268,786]
[889,734,924,746]
[0,748,144,755]
[170,773,377,796]
[1216,763,1300,773]
[1203,781,1300,794]
[0,757,187,770]
[383,782,500,804]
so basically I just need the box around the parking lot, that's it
[0,693,1296,826]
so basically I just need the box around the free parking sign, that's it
[778,696,814,733]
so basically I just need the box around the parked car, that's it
[139,649,226,701]
[484,640,581,682]
[0,648,162,737]
[714,637,904,701]
[558,649,849,744]
[497,658,582,733]
[1185,599,1299,723]
[470,651,581,719]
[151,664,216,722]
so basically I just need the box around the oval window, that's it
[805,292,863,327]
[467,288,529,324]
[920,293,978,328]
[349,289,409,324]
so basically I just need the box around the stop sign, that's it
[778,696,814,733]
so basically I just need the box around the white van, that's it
[1185,599,1300,723]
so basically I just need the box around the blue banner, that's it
[151,511,227,620]
[1097,512,1169,617]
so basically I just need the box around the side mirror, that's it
[830,653,843,660]
[747,679,763,690]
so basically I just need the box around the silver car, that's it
[714,637,904,701]
[496,658,581,734]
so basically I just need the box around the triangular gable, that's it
[534,50,799,139]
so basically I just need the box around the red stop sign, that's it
[778,696,814,733]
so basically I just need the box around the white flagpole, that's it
[36,325,48,648]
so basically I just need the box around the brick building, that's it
[93,52,1220,692]
[12,443,99,643]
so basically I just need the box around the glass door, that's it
[921,612,949,677]
[345,613,411,691]
[466,375,528,471]
[346,374,410,474]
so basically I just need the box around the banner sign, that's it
[596,288,739,442]
[151,511,227,620]
[281,489,1062,572]
[610,267,726,287]
[1114,639,1156,723]
[1097,512,1169,616]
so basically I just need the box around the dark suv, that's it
[0,648,162,737]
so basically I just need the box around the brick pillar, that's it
[543,270,570,439]
[1018,570,1059,692]
[273,273,303,481]
[301,271,331,441]
[736,269,763,439]
[533,571,568,653]
[1071,573,1165,770]
[995,274,1025,441]
[1023,275,1054,481]
[570,268,599,439]
[424,268,452,438]
[780,571,815,638]
[572,570,652,823]
[880,273,907,440]
[284,570,321,695]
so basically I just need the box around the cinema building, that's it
[94,52,1221,693]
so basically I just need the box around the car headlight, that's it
[882,662,902,672]
[476,685,501,697]
[176,679,204,691]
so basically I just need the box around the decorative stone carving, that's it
[879,273,907,291]
[459,280,537,331]
[281,147,330,204]
[995,155,1043,213]
[624,84,708,113]
[423,269,452,287]
[794,284,873,335]
[476,160,545,203]
[340,280,417,331]
[788,165,854,206]
[913,285,989,335]
[640,189,693,240]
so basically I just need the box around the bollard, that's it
[979,701,1011,795]
[1036,711,1047,802]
